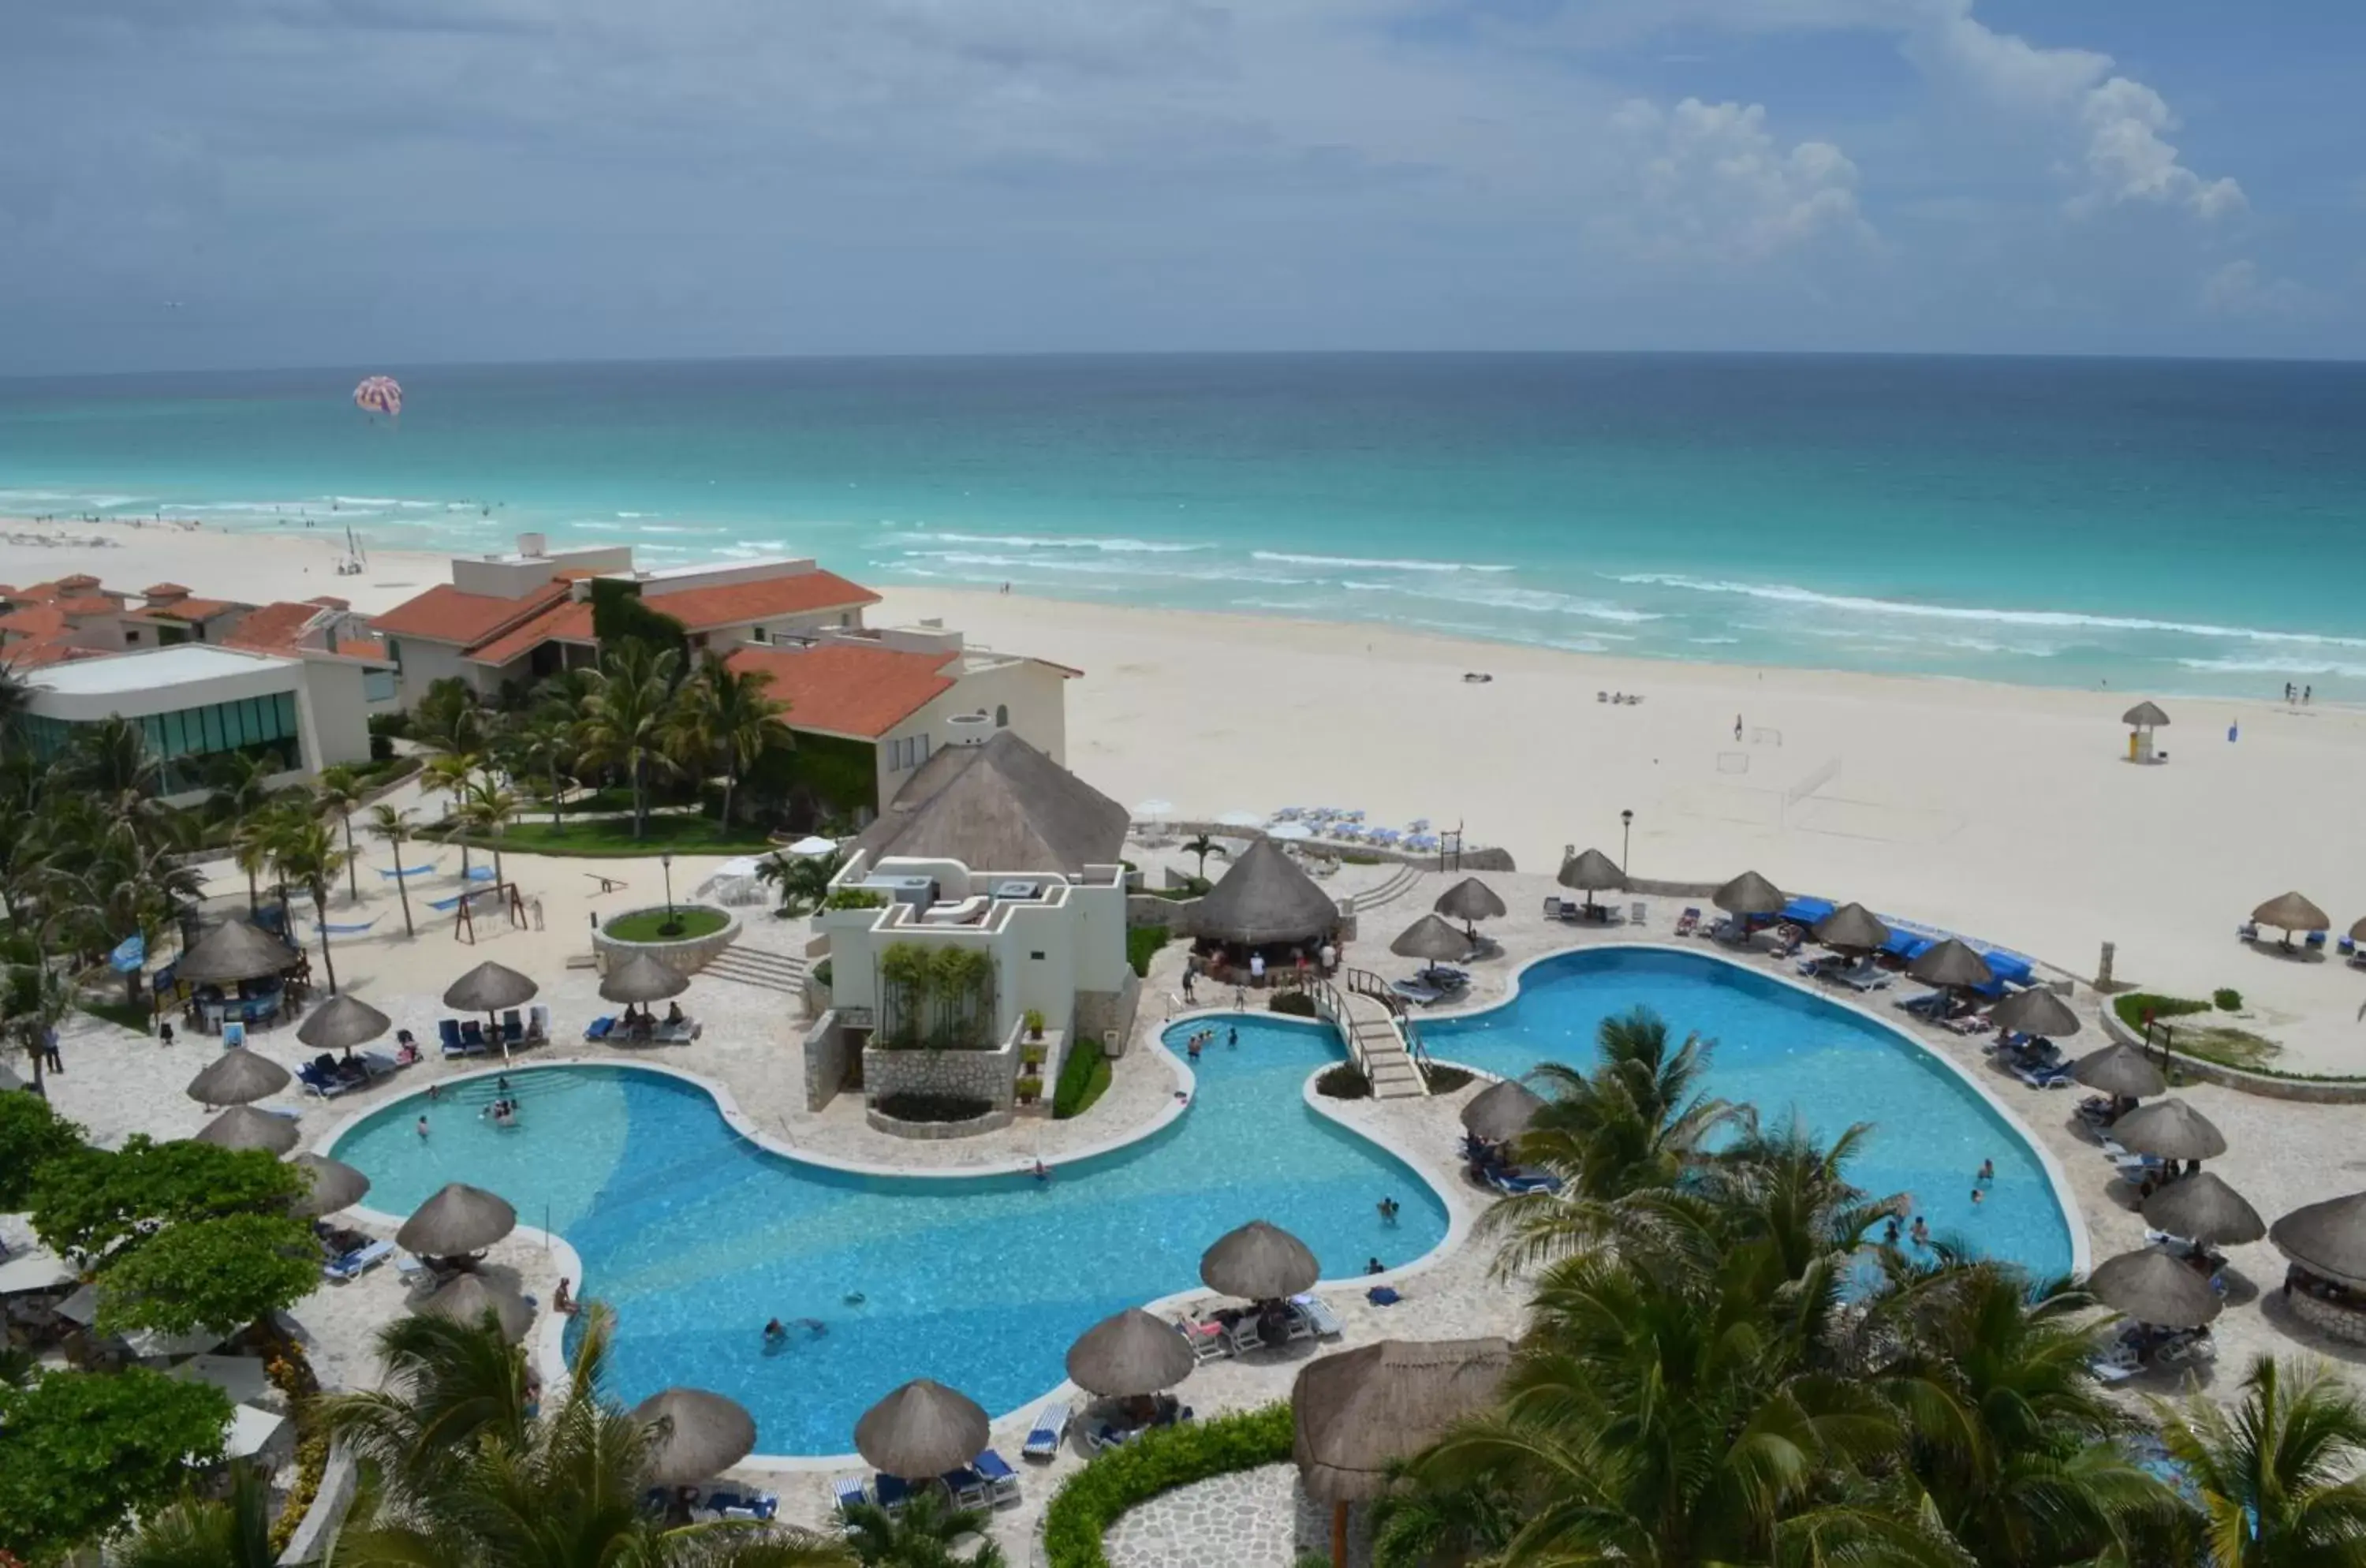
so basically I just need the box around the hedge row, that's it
[1041,1402,1295,1568]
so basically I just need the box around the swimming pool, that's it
[329,1017,1446,1456]
[1420,947,2078,1278]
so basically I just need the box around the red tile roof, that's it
[0,605,72,639]
[1,640,91,669]
[640,571,878,633]
[222,601,324,655]
[128,597,241,621]
[725,643,957,740]
[144,581,190,596]
[56,574,99,591]
[465,598,597,669]
[338,636,392,663]
[369,581,572,651]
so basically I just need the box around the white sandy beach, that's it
[8,518,2360,1067]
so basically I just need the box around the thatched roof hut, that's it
[176,917,298,986]
[1191,840,1340,947]
[853,731,1126,872]
[1293,1337,1513,1562]
[633,1388,759,1484]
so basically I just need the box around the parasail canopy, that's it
[353,375,403,419]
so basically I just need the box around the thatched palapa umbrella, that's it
[297,993,391,1055]
[1390,914,1474,965]
[2142,1172,2266,1247]
[2271,1192,2366,1290]
[1556,847,1625,915]
[1201,1219,1320,1301]
[1065,1307,1196,1398]
[2122,700,2170,730]
[288,1152,370,1218]
[1813,902,1891,954]
[2353,915,2366,946]
[633,1387,759,1484]
[1712,871,1786,917]
[175,917,298,987]
[1431,878,1506,943]
[1459,1077,1543,1144]
[2070,1043,2166,1101]
[185,1047,292,1107]
[1909,938,1995,991]
[854,1379,989,1479]
[1989,987,2080,1040]
[600,952,689,1005]
[397,1182,517,1257]
[2111,1099,2227,1163]
[2253,891,2329,939]
[1189,839,1342,948]
[414,1272,534,1342]
[2088,1248,2221,1329]
[445,961,538,1052]
[193,1104,300,1155]
[1293,1338,1513,1567]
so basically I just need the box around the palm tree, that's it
[840,1489,1006,1566]
[324,1305,852,1566]
[368,805,419,939]
[758,849,845,917]
[420,751,482,874]
[89,839,204,1010]
[513,709,580,834]
[204,747,290,829]
[2157,1355,2366,1565]
[270,815,349,993]
[229,811,274,913]
[116,1462,275,1568]
[670,653,794,830]
[459,775,522,890]
[415,676,488,754]
[0,663,34,745]
[1180,832,1226,882]
[315,764,367,902]
[577,642,683,841]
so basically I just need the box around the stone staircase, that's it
[1343,989,1426,1099]
[699,943,808,995]
[1347,862,1427,917]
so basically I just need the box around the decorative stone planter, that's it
[865,1101,1016,1141]
[591,904,741,977]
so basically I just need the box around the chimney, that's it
[517,532,547,559]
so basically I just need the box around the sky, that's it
[4,0,2363,373]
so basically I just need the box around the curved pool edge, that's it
[1412,939,2092,1277]
[314,1015,1479,1472]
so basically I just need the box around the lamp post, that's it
[1620,809,1634,875]
[659,852,678,937]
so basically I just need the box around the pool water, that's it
[330,1017,1446,1455]
[1420,947,2077,1278]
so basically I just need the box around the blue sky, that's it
[2,0,2359,372]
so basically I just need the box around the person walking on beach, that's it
[1734,713,1744,741]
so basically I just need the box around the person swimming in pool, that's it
[763,1319,787,1343]
[1977,1158,1995,1183]
[1377,1197,1400,1224]
[1911,1216,1930,1247]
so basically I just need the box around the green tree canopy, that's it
[0,1365,232,1566]
[95,1211,321,1339]
[30,1136,303,1264]
[0,1090,85,1210]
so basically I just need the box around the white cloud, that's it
[1604,96,1872,263]
[2074,77,2246,219]
[2200,259,2312,319]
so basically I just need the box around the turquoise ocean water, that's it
[4,353,2364,699]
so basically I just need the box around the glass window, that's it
[364,668,396,703]
[277,692,297,737]
[160,709,186,758]
[226,700,251,748]
[199,704,224,752]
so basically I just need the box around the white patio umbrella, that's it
[1216,810,1265,829]
[1267,823,1315,842]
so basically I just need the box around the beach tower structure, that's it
[2122,700,2169,764]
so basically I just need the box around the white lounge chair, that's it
[1024,1402,1069,1460]
[830,1476,868,1522]
[1224,1316,1263,1357]
[1176,1316,1228,1362]
[1290,1292,1344,1337]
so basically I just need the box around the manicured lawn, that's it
[603,906,730,942]
[442,815,777,858]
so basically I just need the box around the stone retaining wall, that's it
[1074,971,1142,1062]
[801,1008,862,1111]
[2098,1004,2366,1103]
[592,905,741,976]
[863,1026,1024,1112]
[866,1101,1016,1141]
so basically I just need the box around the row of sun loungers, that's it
[298,1049,404,1099]
[438,1009,551,1056]
[832,1451,1020,1521]
[640,1485,780,1521]
[321,1238,393,1282]
[1172,1293,1344,1362]
[581,1014,703,1044]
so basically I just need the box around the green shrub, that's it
[1423,1062,1475,1093]
[368,732,395,762]
[2213,987,2243,1012]
[1126,924,1170,978]
[2112,992,2211,1032]
[824,887,886,911]
[812,958,833,988]
[367,711,411,739]
[1053,1040,1110,1119]
[1317,1062,1370,1099]
[1042,1403,1294,1568]
[1270,990,1318,1017]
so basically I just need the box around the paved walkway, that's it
[1103,1462,1359,1568]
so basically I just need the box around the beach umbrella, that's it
[175,917,300,986]
[1200,1219,1320,1301]
[1065,1308,1197,1398]
[1431,878,1507,938]
[1459,1078,1544,1144]
[192,1105,299,1155]
[2111,1099,2228,1163]
[2142,1172,2266,1247]
[2088,1249,2221,1330]
[1814,902,1891,953]
[287,1152,370,1219]
[1267,823,1315,842]
[1556,848,1625,913]
[633,1388,759,1484]
[2122,701,2170,730]
[599,952,689,1005]
[2253,891,2329,936]
[2070,1043,2166,1100]
[1712,871,1787,917]
[396,1182,517,1256]
[414,1273,533,1342]
[297,993,391,1054]
[1390,914,1475,964]
[1294,1338,1513,1562]
[185,1046,292,1107]
[854,1379,989,1479]
[444,961,537,1014]
[1908,939,1994,991]
[2272,1192,2366,1291]
[1215,809,1265,829]
[1989,987,2081,1040]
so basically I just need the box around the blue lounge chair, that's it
[872,1474,911,1514]
[501,1010,524,1044]
[2307,929,2329,950]
[1024,1402,1069,1460]
[1778,895,1835,925]
[584,1016,616,1042]
[466,864,498,883]
[438,1018,465,1055]
[2013,1062,2072,1090]
[460,1020,487,1053]
[830,1476,868,1519]
[324,1238,394,1282]
[940,1467,988,1510]
[973,1449,1020,1506]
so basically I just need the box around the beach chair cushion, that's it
[502,1010,524,1042]
[584,1016,615,1041]
[830,1476,868,1518]
[939,1468,987,1509]
[438,1018,464,1050]
[975,1448,1020,1503]
[325,1238,394,1282]
[1289,1292,1343,1336]
[1024,1402,1069,1458]
[873,1474,912,1512]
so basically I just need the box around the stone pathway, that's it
[1103,1462,1362,1568]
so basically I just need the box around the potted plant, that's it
[1024,1008,1045,1042]
[1021,1042,1047,1069]
[1016,1074,1043,1106]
